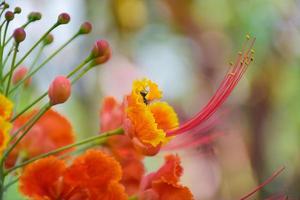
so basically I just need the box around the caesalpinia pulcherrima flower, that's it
[19,149,128,200]
[139,154,194,200]
[100,97,145,196]
[124,79,179,155]
[6,109,75,168]
[101,38,255,156]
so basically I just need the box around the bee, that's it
[140,90,149,104]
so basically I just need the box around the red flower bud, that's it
[28,12,42,22]
[91,40,111,58]
[78,21,92,34]
[43,34,54,45]
[14,7,21,14]
[12,66,32,87]
[48,76,71,105]
[13,28,26,43]
[5,11,14,21]
[57,13,70,25]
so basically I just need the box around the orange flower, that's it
[0,117,12,154]
[139,154,194,200]
[20,150,128,200]
[6,109,75,168]
[0,94,13,120]
[100,97,145,196]
[124,79,179,155]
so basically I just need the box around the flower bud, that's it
[43,34,54,45]
[91,40,111,58]
[13,28,26,43]
[48,76,71,105]
[12,66,32,87]
[5,11,14,21]
[57,13,70,25]
[3,3,9,9]
[14,7,21,14]
[78,21,92,34]
[28,12,42,22]
[91,50,111,66]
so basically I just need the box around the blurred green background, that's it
[7,0,300,199]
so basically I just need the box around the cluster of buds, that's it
[0,1,112,198]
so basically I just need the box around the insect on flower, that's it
[100,37,255,156]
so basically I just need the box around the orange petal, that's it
[100,96,124,132]
[152,154,183,184]
[152,182,194,200]
[19,156,66,199]
[149,102,179,132]
[64,149,122,188]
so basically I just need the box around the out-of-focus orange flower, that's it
[124,79,179,155]
[139,154,194,200]
[0,94,13,120]
[100,97,145,196]
[6,109,75,168]
[20,149,128,200]
[0,117,12,154]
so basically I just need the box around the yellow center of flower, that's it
[126,79,179,147]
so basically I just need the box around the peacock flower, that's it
[0,93,13,120]
[6,109,75,168]
[124,79,179,155]
[0,117,12,154]
[139,154,194,200]
[122,38,255,155]
[20,149,128,200]
[100,97,145,196]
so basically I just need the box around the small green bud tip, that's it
[5,11,14,21]
[43,34,54,45]
[14,7,21,14]
[48,76,71,105]
[79,21,92,34]
[28,12,42,22]
[13,28,26,43]
[57,13,70,25]
[4,3,9,9]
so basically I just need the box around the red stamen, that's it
[163,132,224,151]
[167,38,255,136]
[240,166,285,200]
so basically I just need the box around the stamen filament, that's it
[240,166,285,200]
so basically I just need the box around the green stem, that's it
[5,128,124,175]
[29,45,45,71]
[2,23,59,81]
[10,92,47,122]
[9,33,80,94]
[4,43,18,96]
[2,103,51,163]
[10,57,91,122]
[2,21,9,48]
[2,44,13,67]
[3,177,18,191]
